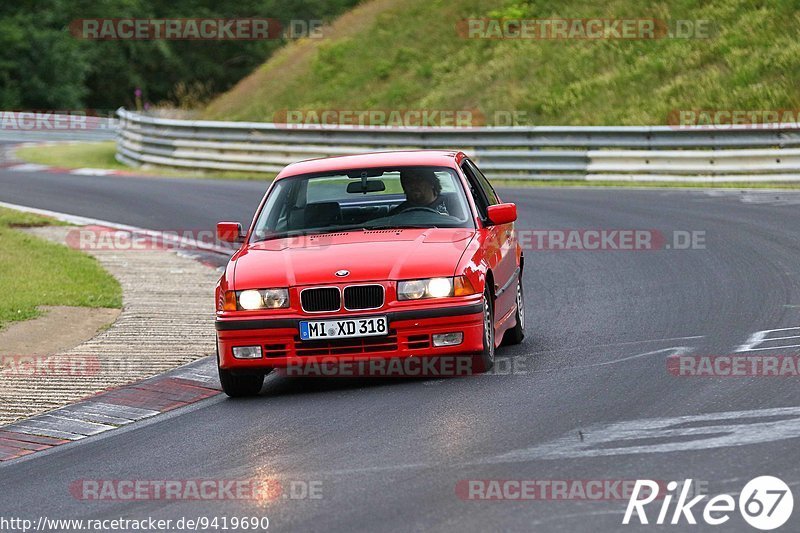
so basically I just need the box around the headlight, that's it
[398,279,428,300]
[427,277,454,298]
[398,277,455,300]
[238,290,264,310]
[397,276,477,300]
[262,289,290,308]
[236,288,289,310]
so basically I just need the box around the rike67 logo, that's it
[624,477,793,530]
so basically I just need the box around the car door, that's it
[461,159,518,324]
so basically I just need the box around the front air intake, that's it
[343,285,384,310]
[301,287,341,312]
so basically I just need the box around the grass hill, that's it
[203,0,800,126]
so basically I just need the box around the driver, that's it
[389,169,449,216]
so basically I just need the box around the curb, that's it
[0,357,219,462]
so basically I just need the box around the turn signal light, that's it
[222,291,238,311]
[454,276,477,296]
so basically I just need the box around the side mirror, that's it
[217,222,244,243]
[486,203,517,226]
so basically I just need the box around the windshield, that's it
[250,166,474,242]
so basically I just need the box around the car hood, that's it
[232,228,476,288]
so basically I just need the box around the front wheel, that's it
[472,288,495,373]
[219,367,265,397]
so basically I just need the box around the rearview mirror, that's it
[486,203,517,225]
[347,180,386,194]
[217,222,244,243]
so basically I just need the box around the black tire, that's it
[219,367,264,398]
[216,341,265,398]
[472,287,495,373]
[502,279,525,346]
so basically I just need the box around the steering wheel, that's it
[398,206,442,215]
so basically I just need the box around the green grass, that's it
[14,142,275,181]
[0,208,68,228]
[204,0,800,126]
[15,142,130,171]
[0,207,122,328]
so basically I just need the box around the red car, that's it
[215,150,524,396]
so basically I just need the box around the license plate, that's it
[299,316,388,341]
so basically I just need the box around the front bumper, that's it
[216,302,484,373]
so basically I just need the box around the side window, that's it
[460,162,489,219]
[466,159,499,205]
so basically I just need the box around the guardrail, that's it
[0,113,116,143]
[116,108,800,181]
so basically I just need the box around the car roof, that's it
[275,150,464,179]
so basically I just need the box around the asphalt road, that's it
[2,167,800,532]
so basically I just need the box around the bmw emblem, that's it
[335,269,350,277]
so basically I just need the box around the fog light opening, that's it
[232,346,263,359]
[432,332,463,347]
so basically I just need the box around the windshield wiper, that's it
[253,226,367,243]
[253,224,439,243]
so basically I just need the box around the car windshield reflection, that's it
[250,166,474,243]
